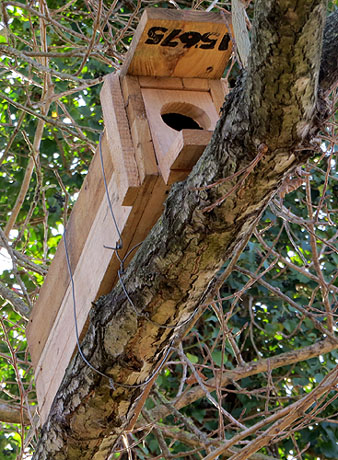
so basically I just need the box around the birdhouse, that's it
[26,8,232,424]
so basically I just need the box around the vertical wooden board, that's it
[26,133,113,369]
[208,78,229,114]
[35,287,77,424]
[97,173,171,296]
[35,367,48,422]
[120,75,158,183]
[100,74,140,206]
[121,9,232,79]
[96,174,159,297]
[122,176,169,267]
[129,120,157,183]
[221,77,229,95]
[141,88,219,181]
[35,170,132,424]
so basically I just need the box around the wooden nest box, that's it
[26,8,232,424]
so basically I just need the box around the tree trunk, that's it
[33,2,337,459]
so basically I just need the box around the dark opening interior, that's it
[161,113,203,131]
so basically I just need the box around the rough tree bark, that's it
[33,2,338,459]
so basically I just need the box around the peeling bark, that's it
[319,10,338,93]
[33,2,338,459]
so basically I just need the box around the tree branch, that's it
[143,337,338,425]
[0,401,29,425]
[157,424,280,460]
[235,265,338,342]
[0,281,31,319]
[0,44,104,86]
[203,365,338,460]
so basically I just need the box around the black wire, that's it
[64,228,113,382]
[122,241,143,262]
[99,132,123,255]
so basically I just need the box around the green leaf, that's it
[211,350,228,367]
[186,353,199,364]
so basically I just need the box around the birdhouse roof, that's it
[121,8,232,79]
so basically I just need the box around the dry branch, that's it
[146,337,338,424]
[0,281,30,319]
[0,401,30,425]
[203,365,338,460]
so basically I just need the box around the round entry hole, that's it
[161,113,203,132]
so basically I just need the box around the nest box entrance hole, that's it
[162,113,202,131]
[161,102,211,132]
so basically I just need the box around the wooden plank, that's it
[139,76,184,90]
[121,8,232,79]
[162,129,213,184]
[100,74,140,206]
[232,0,250,68]
[26,132,113,370]
[121,176,168,271]
[120,75,158,183]
[97,174,169,296]
[141,88,219,181]
[35,169,132,424]
[138,76,210,91]
[96,174,160,297]
[208,78,229,114]
[35,172,170,424]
